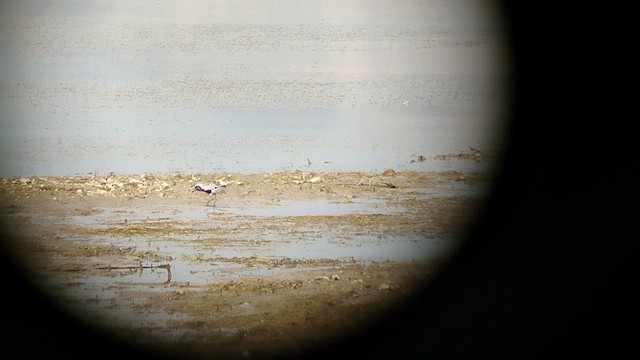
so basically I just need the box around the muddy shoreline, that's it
[1,169,489,358]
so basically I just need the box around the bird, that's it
[195,180,228,207]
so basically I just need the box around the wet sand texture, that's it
[1,170,490,357]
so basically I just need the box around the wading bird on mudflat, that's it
[195,180,228,207]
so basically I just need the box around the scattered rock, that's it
[331,275,340,281]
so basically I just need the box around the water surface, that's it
[0,0,509,177]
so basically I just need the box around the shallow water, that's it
[10,180,474,286]
[62,197,459,268]
[0,0,509,178]
[224,197,401,217]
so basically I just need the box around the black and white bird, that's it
[195,180,228,207]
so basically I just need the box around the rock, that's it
[308,176,322,183]
[382,169,396,176]
[378,283,390,291]
[384,176,413,188]
[331,275,340,281]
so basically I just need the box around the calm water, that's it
[0,0,509,177]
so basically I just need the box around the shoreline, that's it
[1,169,489,357]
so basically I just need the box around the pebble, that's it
[378,283,390,291]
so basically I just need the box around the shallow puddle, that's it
[9,183,470,287]
[58,226,456,286]
[222,198,403,217]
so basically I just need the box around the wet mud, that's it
[1,169,489,358]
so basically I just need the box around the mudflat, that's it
[1,168,489,358]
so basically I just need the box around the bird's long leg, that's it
[205,193,217,207]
